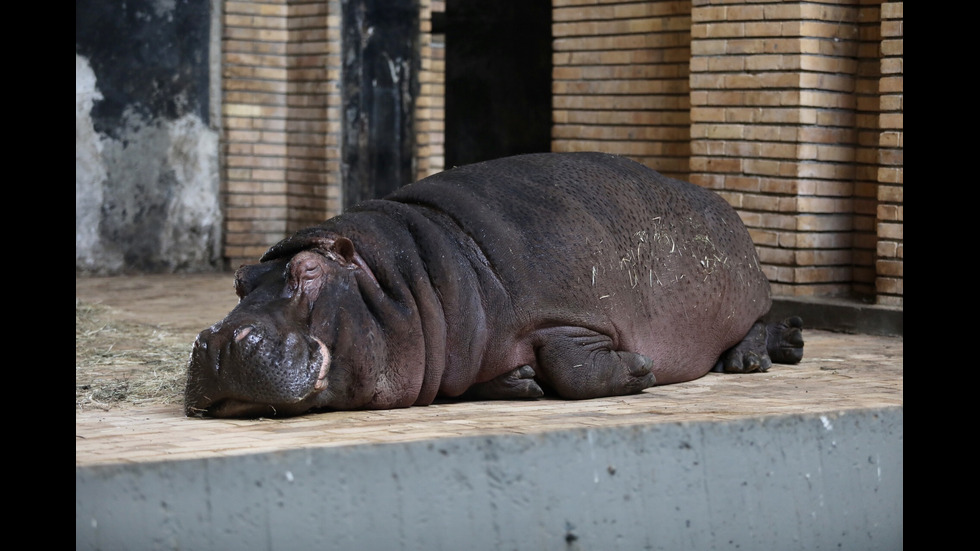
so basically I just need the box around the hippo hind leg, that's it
[713,316,804,373]
[534,327,657,400]
[767,316,805,364]
[465,365,544,400]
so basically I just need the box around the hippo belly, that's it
[185,152,803,418]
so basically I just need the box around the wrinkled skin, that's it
[185,152,804,418]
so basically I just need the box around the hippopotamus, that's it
[185,152,803,418]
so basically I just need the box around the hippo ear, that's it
[321,236,356,267]
[315,236,382,289]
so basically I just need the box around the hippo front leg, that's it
[533,327,657,400]
[464,365,544,400]
[713,316,804,373]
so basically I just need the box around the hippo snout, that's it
[184,322,330,418]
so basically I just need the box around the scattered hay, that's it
[75,300,190,411]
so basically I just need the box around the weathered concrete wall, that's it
[76,0,222,274]
[76,407,902,550]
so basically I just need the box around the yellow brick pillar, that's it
[416,0,447,179]
[689,0,891,300]
[875,2,903,306]
[220,0,340,269]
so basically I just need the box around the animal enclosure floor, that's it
[76,274,903,467]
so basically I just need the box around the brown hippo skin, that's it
[185,152,803,418]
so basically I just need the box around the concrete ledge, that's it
[76,407,902,551]
[770,296,903,337]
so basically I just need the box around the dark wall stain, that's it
[76,0,210,138]
[341,0,420,210]
[76,0,220,274]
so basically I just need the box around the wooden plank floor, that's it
[76,274,903,467]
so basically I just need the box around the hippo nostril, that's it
[193,326,217,349]
[284,332,303,349]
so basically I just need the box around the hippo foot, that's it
[465,365,545,400]
[713,317,805,373]
[535,327,657,400]
[767,316,804,364]
[714,321,771,373]
[610,351,658,392]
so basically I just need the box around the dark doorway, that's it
[438,0,553,167]
[341,0,420,210]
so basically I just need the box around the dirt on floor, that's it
[76,272,904,415]
[75,272,239,411]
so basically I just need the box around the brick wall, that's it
[552,0,693,179]
[219,0,903,305]
[223,0,438,268]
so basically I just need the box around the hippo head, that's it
[184,231,388,418]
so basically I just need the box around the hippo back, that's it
[381,152,771,384]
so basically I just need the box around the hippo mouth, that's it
[184,327,332,418]
[200,394,320,418]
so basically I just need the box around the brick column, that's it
[875,2,902,306]
[284,1,340,232]
[221,0,339,269]
[416,0,446,179]
[689,0,884,298]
